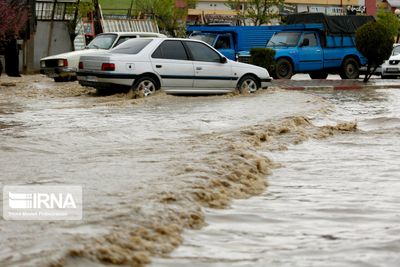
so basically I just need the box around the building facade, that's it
[188,0,378,23]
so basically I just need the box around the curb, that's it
[278,84,400,91]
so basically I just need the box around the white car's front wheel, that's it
[132,77,157,97]
[237,75,259,94]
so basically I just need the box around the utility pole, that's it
[92,0,103,35]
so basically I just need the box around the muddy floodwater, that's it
[152,89,400,267]
[1,75,399,267]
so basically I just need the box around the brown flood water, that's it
[1,75,331,267]
[152,88,400,267]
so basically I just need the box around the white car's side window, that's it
[152,40,188,60]
[185,41,221,63]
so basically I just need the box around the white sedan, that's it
[77,38,272,95]
[40,32,166,82]
[381,45,400,79]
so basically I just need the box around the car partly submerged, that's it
[77,37,272,95]
[40,32,166,82]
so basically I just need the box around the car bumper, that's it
[40,67,77,78]
[77,71,136,88]
[261,78,272,89]
[382,66,400,76]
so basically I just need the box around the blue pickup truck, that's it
[238,13,374,79]
[187,25,286,61]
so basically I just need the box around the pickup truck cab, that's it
[40,32,166,82]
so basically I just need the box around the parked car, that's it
[77,38,272,95]
[40,32,166,82]
[381,45,400,79]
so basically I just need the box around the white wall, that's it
[33,21,73,70]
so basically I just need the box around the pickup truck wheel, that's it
[309,72,328,79]
[237,75,260,94]
[132,76,158,97]
[274,58,293,79]
[340,58,360,79]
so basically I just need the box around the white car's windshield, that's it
[111,38,153,54]
[392,46,400,56]
[87,34,118,49]
[267,32,301,47]
[189,33,217,46]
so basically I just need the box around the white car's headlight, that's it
[57,59,68,67]
[40,61,46,68]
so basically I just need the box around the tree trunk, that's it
[363,64,378,83]
[4,38,20,77]
[92,0,103,35]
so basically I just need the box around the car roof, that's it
[98,32,166,37]
[144,37,209,42]
[118,37,217,49]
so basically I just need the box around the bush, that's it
[356,21,394,82]
[249,48,276,73]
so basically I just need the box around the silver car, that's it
[77,38,272,95]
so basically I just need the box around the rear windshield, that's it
[392,45,400,56]
[111,39,153,54]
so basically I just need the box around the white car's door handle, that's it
[196,67,202,70]
[156,65,162,68]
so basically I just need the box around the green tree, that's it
[376,9,400,40]
[132,0,196,36]
[355,21,394,82]
[67,0,94,47]
[227,0,284,26]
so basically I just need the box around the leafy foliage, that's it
[227,0,284,26]
[67,0,94,45]
[0,1,28,42]
[376,9,400,39]
[249,48,276,73]
[355,21,394,82]
[131,0,196,36]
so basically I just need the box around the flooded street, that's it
[152,88,400,267]
[1,75,399,266]
[0,75,328,266]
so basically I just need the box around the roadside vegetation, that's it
[249,48,276,73]
[226,0,284,25]
[355,9,398,82]
[356,21,394,82]
[100,0,196,36]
